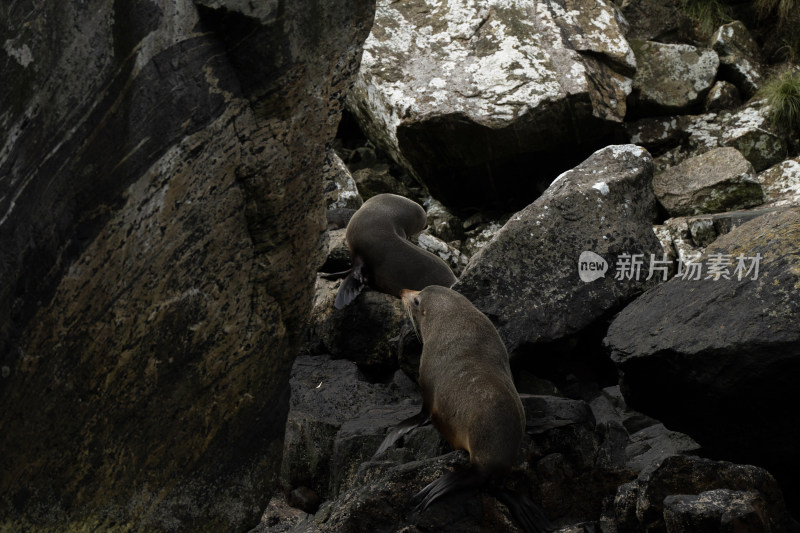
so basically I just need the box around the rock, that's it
[614,455,795,532]
[322,149,363,210]
[616,0,694,43]
[663,490,770,532]
[685,104,787,172]
[704,80,741,112]
[253,492,310,533]
[0,0,376,530]
[351,163,415,200]
[413,231,469,276]
[758,157,800,207]
[305,278,406,373]
[286,487,322,514]
[318,229,350,274]
[630,104,787,173]
[424,197,465,243]
[348,0,636,210]
[280,355,416,501]
[605,209,800,503]
[462,219,507,258]
[652,147,763,216]
[454,145,663,354]
[628,40,719,116]
[710,21,762,98]
[625,424,701,473]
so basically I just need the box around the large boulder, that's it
[454,145,663,354]
[652,147,763,216]
[710,20,762,98]
[347,0,637,211]
[628,40,719,116]
[0,1,375,531]
[605,209,800,507]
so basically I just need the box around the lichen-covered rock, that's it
[414,231,469,276]
[424,197,465,243]
[628,40,719,115]
[628,104,788,173]
[616,0,694,43]
[685,104,787,171]
[323,149,363,210]
[704,80,741,112]
[605,209,800,499]
[653,147,763,216]
[454,145,663,353]
[758,157,800,207]
[711,21,762,98]
[348,0,636,210]
[0,1,376,530]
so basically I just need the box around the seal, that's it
[334,194,457,309]
[376,286,552,532]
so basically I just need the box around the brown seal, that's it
[334,194,457,309]
[376,286,551,532]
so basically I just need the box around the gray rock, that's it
[0,0,376,529]
[631,104,787,173]
[605,209,800,491]
[704,80,741,112]
[685,104,787,171]
[305,278,406,373]
[413,231,469,276]
[710,21,762,98]
[280,355,415,500]
[629,40,719,115]
[653,147,763,216]
[616,0,694,43]
[351,163,415,200]
[323,149,363,209]
[663,489,770,532]
[758,157,800,207]
[618,455,794,532]
[454,145,663,353]
[625,424,700,473]
[348,0,636,210]
[424,197,465,243]
[318,229,350,274]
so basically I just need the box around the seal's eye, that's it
[413,297,420,307]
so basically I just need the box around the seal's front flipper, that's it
[413,468,485,511]
[489,486,554,533]
[373,410,430,457]
[334,259,366,309]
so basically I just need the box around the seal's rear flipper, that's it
[373,410,430,458]
[413,468,485,511]
[489,486,554,533]
[334,259,366,309]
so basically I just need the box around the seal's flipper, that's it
[373,410,430,457]
[413,468,485,511]
[334,258,366,309]
[489,486,554,533]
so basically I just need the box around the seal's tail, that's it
[412,468,486,511]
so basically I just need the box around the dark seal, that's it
[376,286,552,532]
[334,194,456,309]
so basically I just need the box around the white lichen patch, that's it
[3,39,33,67]
[592,181,610,195]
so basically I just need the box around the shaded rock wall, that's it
[0,0,375,531]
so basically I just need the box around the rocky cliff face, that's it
[0,1,375,531]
